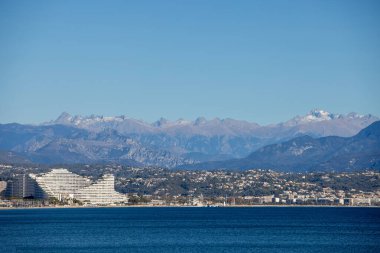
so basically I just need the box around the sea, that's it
[0,207,379,253]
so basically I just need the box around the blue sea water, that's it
[0,207,379,253]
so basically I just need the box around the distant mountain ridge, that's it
[0,123,192,167]
[180,121,380,172]
[49,109,374,133]
[46,109,377,158]
[0,109,378,169]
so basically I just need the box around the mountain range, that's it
[180,121,380,171]
[0,109,378,170]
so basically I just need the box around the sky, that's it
[0,0,379,125]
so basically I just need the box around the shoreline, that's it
[1,204,379,210]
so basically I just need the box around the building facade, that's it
[31,168,128,205]
[31,168,92,201]
[1,175,45,199]
[74,174,128,205]
[0,181,7,198]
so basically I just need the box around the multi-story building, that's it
[74,174,128,205]
[1,174,44,199]
[31,168,92,201]
[0,181,7,198]
[31,168,128,205]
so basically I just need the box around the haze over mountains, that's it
[0,109,378,171]
[182,121,380,171]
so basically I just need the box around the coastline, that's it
[1,204,379,210]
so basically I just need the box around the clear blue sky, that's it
[0,0,379,125]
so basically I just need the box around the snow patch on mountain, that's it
[290,145,313,156]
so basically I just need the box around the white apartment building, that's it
[31,168,92,200]
[74,174,128,205]
[31,168,128,205]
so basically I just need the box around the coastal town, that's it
[0,164,379,208]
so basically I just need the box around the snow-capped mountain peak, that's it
[305,109,337,122]
[55,112,73,124]
[282,109,337,126]
[281,109,378,129]
[152,117,169,127]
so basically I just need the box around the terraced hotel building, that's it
[30,169,128,205]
